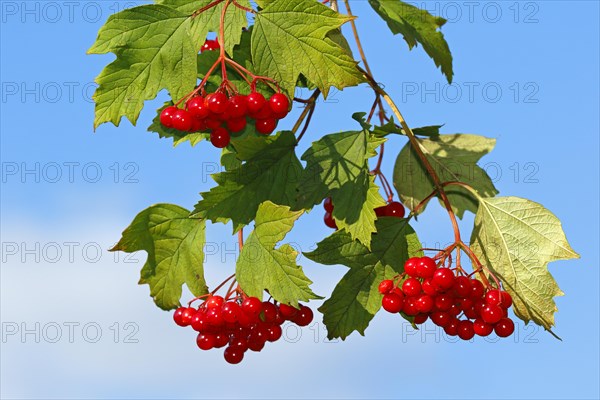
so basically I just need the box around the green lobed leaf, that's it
[110,204,207,310]
[297,122,386,248]
[368,0,453,82]
[470,197,579,331]
[89,4,199,128]
[251,0,364,97]
[192,131,302,232]
[305,217,423,273]
[393,134,498,218]
[319,262,396,340]
[236,202,321,306]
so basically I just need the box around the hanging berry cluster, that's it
[159,39,291,149]
[173,293,313,364]
[379,256,515,340]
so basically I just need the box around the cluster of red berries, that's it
[173,295,313,364]
[379,256,515,340]
[160,92,290,149]
[322,198,406,229]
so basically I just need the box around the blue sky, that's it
[1,1,599,399]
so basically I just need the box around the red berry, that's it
[173,306,188,327]
[434,294,454,311]
[448,303,461,317]
[206,295,224,309]
[402,297,419,316]
[227,95,248,118]
[463,305,479,320]
[206,93,228,114]
[402,278,422,297]
[229,336,248,352]
[416,257,436,278]
[269,93,290,114]
[224,345,245,364]
[324,212,337,229]
[444,318,459,336]
[160,106,178,128]
[172,109,193,131]
[494,318,515,338]
[191,311,206,332]
[374,205,387,217]
[386,202,406,218]
[457,320,475,340]
[378,279,394,294]
[214,333,229,348]
[210,127,230,148]
[324,197,334,212]
[206,118,222,130]
[481,304,504,324]
[190,117,207,132]
[500,291,513,308]
[205,307,224,327]
[415,295,434,313]
[255,118,277,135]
[421,279,437,296]
[201,39,219,52]
[278,304,299,320]
[293,305,314,326]
[382,293,404,313]
[267,325,283,342]
[196,333,216,350]
[432,268,455,292]
[453,276,472,298]
[222,301,241,323]
[404,257,419,277]
[414,314,428,325]
[186,96,210,119]
[430,311,451,327]
[470,279,485,299]
[247,92,266,113]
[473,318,493,337]
[485,289,502,306]
[242,297,263,317]
[261,302,279,323]
[226,117,247,133]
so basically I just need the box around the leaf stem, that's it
[292,89,321,139]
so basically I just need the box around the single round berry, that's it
[402,297,419,316]
[470,279,485,299]
[205,308,224,327]
[430,311,451,327]
[224,345,245,364]
[457,320,475,340]
[278,304,299,320]
[214,333,229,349]
[385,202,406,218]
[403,257,420,277]
[378,279,394,294]
[227,95,248,119]
[500,291,513,308]
[190,117,207,132]
[222,301,241,324]
[261,302,279,323]
[421,279,437,296]
[432,268,455,292]
[444,318,459,336]
[267,325,283,342]
[402,278,422,297]
[324,197,334,213]
[251,103,273,120]
[293,305,314,327]
[242,297,263,317]
[172,109,193,131]
[226,117,247,133]
[494,318,515,338]
[247,92,266,114]
[210,127,230,148]
[206,92,228,114]
[473,318,493,337]
[191,311,207,332]
[196,333,216,351]
[374,205,387,217]
[269,93,290,114]
[453,276,472,298]
[206,118,222,130]
[415,295,434,313]
[414,314,428,325]
[201,39,220,52]
[481,304,504,324]
[206,295,224,309]
[485,289,502,306]
[160,106,178,128]
[382,293,404,313]
[324,212,337,229]
[186,96,210,119]
[173,306,188,327]
[434,294,454,311]
[255,118,277,135]
[416,256,436,278]
[229,336,248,352]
